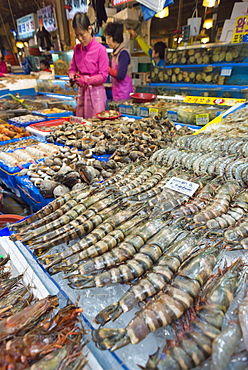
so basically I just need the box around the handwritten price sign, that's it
[37,6,56,32]
[65,0,88,20]
[164,177,199,197]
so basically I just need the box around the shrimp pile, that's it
[9,132,248,369]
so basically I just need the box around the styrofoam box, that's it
[131,57,139,73]
[231,2,248,19]
[132,78,142,85]
[106,7,117,16]
[220,19,236,43]
[114,8,139,21]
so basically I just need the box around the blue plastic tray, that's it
[8,117,46,127]
[32,110,74,119]
[0,135,39,147]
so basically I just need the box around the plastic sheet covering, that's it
[139,0,174,20]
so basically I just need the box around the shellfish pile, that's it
[47,117,192,164]
[18,145,120,198]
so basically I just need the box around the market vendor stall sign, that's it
[183,96,246,106]
[65,0,88,20]
[112,0,133,6]
[37,6,56,32]
[17,13,36,40]
[232,15,248,43]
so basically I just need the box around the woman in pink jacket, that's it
[68,13,109,119]
[105,22,133,101]
[0,49,8,77]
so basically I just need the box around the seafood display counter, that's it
[3,103,248,369]
[134,43,248,100]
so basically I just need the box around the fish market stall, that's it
[4,102,248,369]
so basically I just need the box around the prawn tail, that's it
[92,327,130,351]
[94,302,123,325]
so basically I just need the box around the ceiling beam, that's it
[0,5,11,12]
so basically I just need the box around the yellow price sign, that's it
[183,96,246,106]
[232,16,248,44]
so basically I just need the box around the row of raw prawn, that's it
[175,134,248,157]
[144,259,247,370]
[152,144,248,186]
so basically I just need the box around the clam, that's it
[62,171,80,187]
[33,178,42,187]
[79,165,98,184]
[46,169,56,176]
[81,137,96,146]
[94,146,106,155]
[39,180,59,198]
[53,184,70,198]
[91,131,105,141]
[101,170,113,178]
[71,183,87,191]
[43,158,54,167]
[53,158,63,166]
[51,165,61,172]
[82,149,93,158]
[106,159,117,169]
[27,171,39,178]
[60,146,71,152]
[129,151,146,161]
[93,159,103,170]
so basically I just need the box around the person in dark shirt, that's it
[40,59,52,73]
[105,22,134,101]
[129,29,167,67]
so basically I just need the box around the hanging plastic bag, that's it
[139,0,174,21]
[187,8,202,37]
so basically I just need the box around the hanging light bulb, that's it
[202,0,220,7]
[16,41,24,48]
[201,36,210,43]
[203,18,213,29]
[155,7,169,18]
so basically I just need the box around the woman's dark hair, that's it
[154,41,167,60]
[0,49,5,61]
[72,12,91,31]
[40,59,50,68]
[105,22,123,44]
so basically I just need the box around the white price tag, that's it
[220,67,233,77]
[164,177,199,197]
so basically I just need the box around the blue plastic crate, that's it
[0,135,39,147]
[8,117,46,127]
[32,110,74,119]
